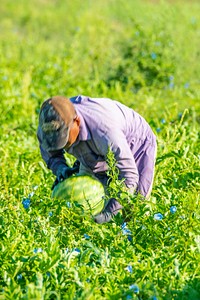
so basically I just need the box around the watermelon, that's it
[51,175,105,216]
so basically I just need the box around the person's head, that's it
[38,96,80,152]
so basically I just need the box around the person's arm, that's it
[93,132,138,224]
[40,145,67,176]
[95,130,139,193]
[112,136,139,193]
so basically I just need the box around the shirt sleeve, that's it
[94,130,139,192]
[110,132,139,191]
[37,126,67,176]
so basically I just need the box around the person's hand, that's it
[57,165,76,182]
[94,198,123,224]
[52,161,80,190]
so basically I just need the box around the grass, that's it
[0,0,200,299]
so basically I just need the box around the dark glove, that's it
[94,198,123,224]
[51,161,80,190]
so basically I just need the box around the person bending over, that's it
[37,95,157,223]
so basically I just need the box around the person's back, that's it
[71,95,155,145]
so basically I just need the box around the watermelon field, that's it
[0,0,200,299]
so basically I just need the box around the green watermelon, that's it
[51,175,105,216]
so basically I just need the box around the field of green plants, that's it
[0,0,200,299]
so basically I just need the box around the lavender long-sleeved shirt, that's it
[37,95,157,196]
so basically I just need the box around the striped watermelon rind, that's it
[51,175,105,216]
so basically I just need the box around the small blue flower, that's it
[127,235,133,242]
[122,228,132,235]
[28,191,35,198]
[22,198,31,209]
[49,211,53,217]
[126,265,133,273]
[122,222,132,241]
[122,222,132,235]
[161,118,166,124]
[152,297,158,300]
[66,201,71,208]
[191,17,196,24]
[126,295,133,300]
[170,206,177,214]
[184,83,189,89]
[169,75,174,81]
[155,41,161,46]
[141,225,146,230]
[151,52,157,60]
[129,284,139,293]
[84,234,90,240]
[169,82,174,89]
[46,272,51,277]
[156,128,161,133]
[33,248,43,254]
[17,274,23,280]
[74,248,81,253]
[178,112,183,119]
[121,222,127,229]
[154,213,164,220]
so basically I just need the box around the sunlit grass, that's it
[0,0,200,299]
